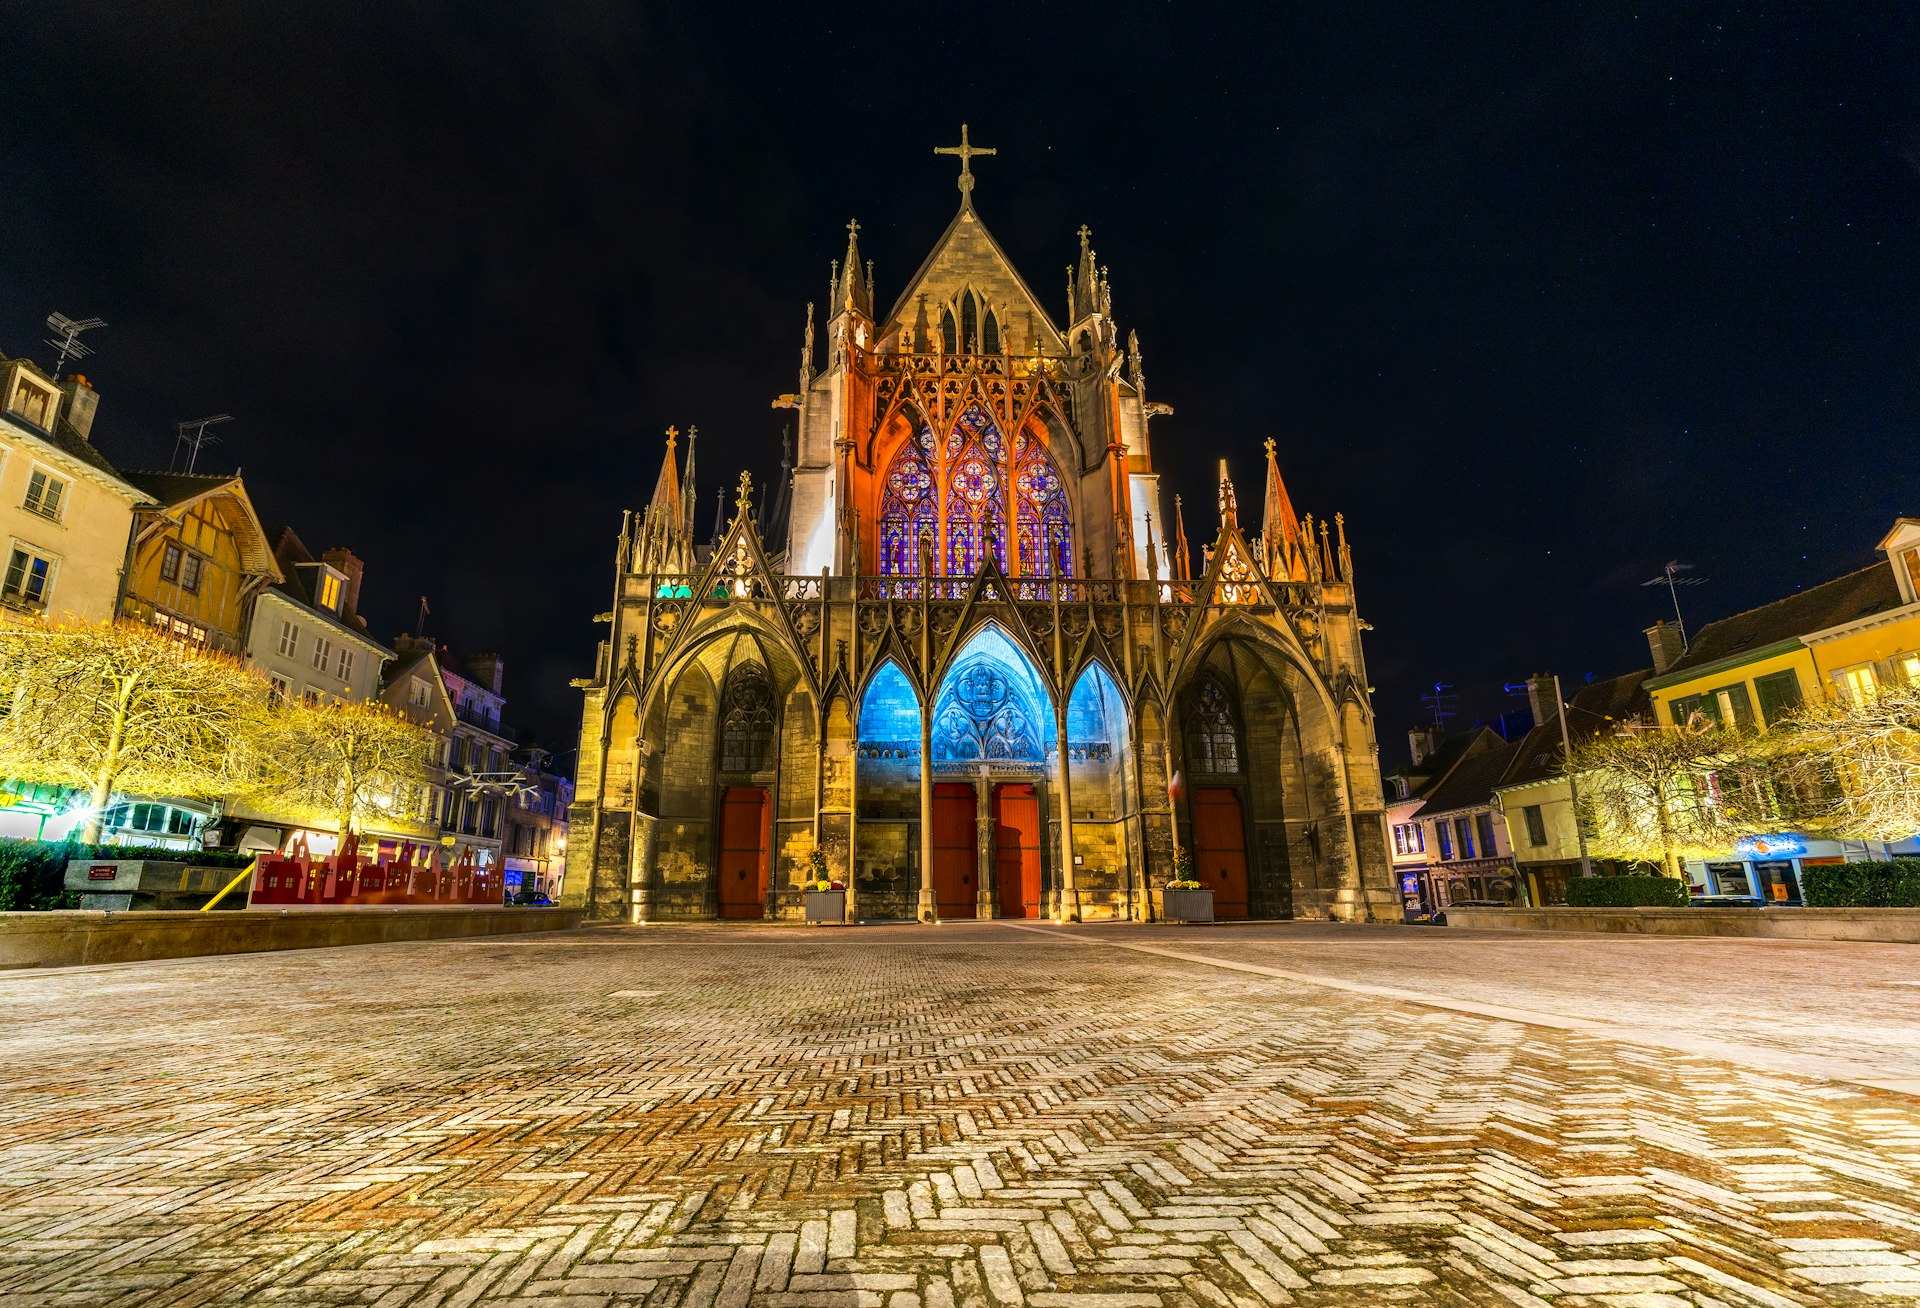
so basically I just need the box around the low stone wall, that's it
[0,907,585,971]
[1447,905,1920,944]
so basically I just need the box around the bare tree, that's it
[1774,685,1920,843]
[266,698,437,841]
[1568,720,1743,876]
[0,621,274,842]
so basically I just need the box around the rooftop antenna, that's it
[1419,681,1455,732]
[170,415,233,473]
[44,313,106,381]
[1642,559,1709,648]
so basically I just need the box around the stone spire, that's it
[636,426,694,574]
[838,219,871,317]
[1216,459,1239,532]
[1259,438,1307,581]
[1172,494,1192,583]
[680,425,699,539]
[1071,225,1099,322]
[712,486,726,547]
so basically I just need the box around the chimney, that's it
[60,375,99,442]
[467,653,505,695]
[1408,726,1439,766]
[1645,620,1685,676]
[321,548,364,620]
[1526,673,1558,731]
[392,632,433,663]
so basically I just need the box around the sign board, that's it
[87,865,119,881]
[1734,833,1806,859]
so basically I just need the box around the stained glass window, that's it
[875,405,1073,578]
[878,435,936,576]
[720,663,775,773]
[1185,677,1241,775]
[1013,428,1073,577]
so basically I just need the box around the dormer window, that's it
[1880,519,1920,605]
[315,569,342,611]
[8,373,58,430]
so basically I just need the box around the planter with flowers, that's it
[800,846,847,924]
[1159,845,1213,923]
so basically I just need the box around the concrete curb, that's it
[1447,905,1920,943]
[0,907,586,970]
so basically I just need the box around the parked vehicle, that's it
[1689,894,1771,908]
[507,889,554,907]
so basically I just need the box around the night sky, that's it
[4,4,1916,760]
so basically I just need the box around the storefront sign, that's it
[1735,833,1806,859]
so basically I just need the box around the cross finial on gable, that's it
[1263,437,1276,458]
[1077,224,1092,245]
[664,425,678,448]
[935,124,996,201]
[735,469,754,518]
[846,218,860,237]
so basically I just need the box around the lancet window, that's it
[1185,676,1241,776]
[1013,429,1072,576]
[878,432,937,576]
[719,663,775,773]
[875,404,1074,579]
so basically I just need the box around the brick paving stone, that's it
[0,922,1917,1307]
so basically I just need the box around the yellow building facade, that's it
[1640,520,1920,896]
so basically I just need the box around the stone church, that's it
[563,131,1392,923]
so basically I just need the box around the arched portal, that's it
[920,624,1060,919]
[854,661,922,920]
[1174,631,1352,920]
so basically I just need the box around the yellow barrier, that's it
[199,855,260,912]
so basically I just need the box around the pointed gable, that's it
[881,206,1067,353]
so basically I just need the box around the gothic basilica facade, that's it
[564,133,1393,923]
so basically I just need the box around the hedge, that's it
[0,838,255,912]
[1564,874,1690,908]
[1800,859,1920,908]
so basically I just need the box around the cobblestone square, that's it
[2,922,1918,1306]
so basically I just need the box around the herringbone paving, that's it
[1,922,1917,1306]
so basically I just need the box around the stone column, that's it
[1054,720,1080,922]
[974,771,995,918]
[917,710,936,922]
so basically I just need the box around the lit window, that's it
[1393,825,1407,856]
[278,619,299,658]
[2,546,54,607]
[1841,665,1878,707]
[311,635,332,671]
[1901,653,1920,687]
[22,469,66,520]
[316,571,342,610]
[337,647,355,682]
[10,376,54,428]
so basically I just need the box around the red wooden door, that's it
[931,782,978,919]
[992,783,1042,918]
[1191,787,1250,918]
[718,786,770,919]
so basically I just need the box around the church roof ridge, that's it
[878,201,1067,351]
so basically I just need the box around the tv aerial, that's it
[1642,559,1709,648]
[1419,681,1456,731]
[170,415,233,474]
[44,312,106,380]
